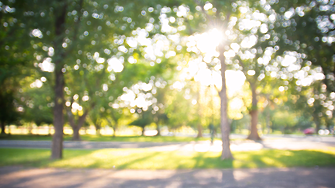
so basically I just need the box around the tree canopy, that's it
[2,0,335,160]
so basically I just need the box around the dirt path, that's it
[1,166,334,188]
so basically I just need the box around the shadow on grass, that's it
[109,151,161,169]
[0,148,51,167]
[0,148,96,168]
[192,152,234,169]
[0,148,334,170]
[234,149,335,168]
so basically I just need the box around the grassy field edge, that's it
[1,148,334,170]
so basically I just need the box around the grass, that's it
[0,134,218,142]
[0,148,334,170]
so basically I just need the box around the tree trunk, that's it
[197,124,203,138]
[113,126,117,137]
[107,119,117,137]
[28,122,33,135]
[218,44,233,160]
[95,126,101,135]
[156,124,161,136]
[313,114,320,135]
[0,121,5,134]
[141,127,145,136]
[94,120,101,135]
[247,83,261,140]
[51,66,64,158]
[72,126,81,141]
[248,110,261,140]
[266,107,271,134]
[68,111,88,141]
[51,1,68,160]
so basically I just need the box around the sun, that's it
[186,28,246,93]
[208,28,223,43]
[196,28,223,54]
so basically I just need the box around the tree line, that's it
[1,0,334,160]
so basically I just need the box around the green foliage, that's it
[20,80,54,126]
[272,111,297,134]
[3,0,335,140]
[0,92,20,130]
[165,87,194,130]
[0,0,37,131]
[272,0,335,92]
[231,113,250,133]
[129,108,154,134]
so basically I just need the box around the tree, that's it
[165,85,195,133]
[182,0,251,159]
[150,80,170,136]
[1,0,70,157]
[0,0,35,134]
[0,92,19,134]
[264,0,335,134]
[106,108,124,137]
[287,79,333,134]
[88,109,104,135]
[125,71,174,136]
[20,77,54,134]
[226,0,286,140]
[271,0,335,93]
[61,0,182,141]
[129,107,153,136]
[163,1,235,159]
[21,0,173,158]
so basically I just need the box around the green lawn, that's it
[1,148,334,170]
[0,134,219,142]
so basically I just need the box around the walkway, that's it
[1,166,334,188]
[0,135,334,151]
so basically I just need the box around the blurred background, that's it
[1,0,334,143]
